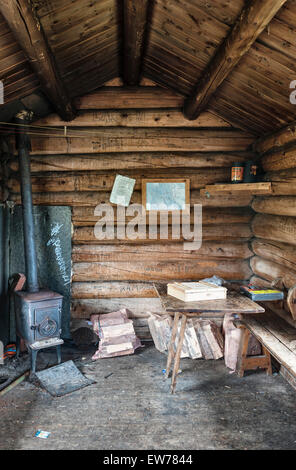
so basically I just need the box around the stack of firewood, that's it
[148,313,224,360]
[91,309,142,360]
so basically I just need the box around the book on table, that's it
[167,281,227,302]
[240,285,284,301]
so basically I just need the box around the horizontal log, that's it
[11,128,254,154]
[264,168,296,195]
[252,196,296,217]
[261,147,296,172]
[11,190,253,208]
[250,256,296,289]
[8,168,230,193]
[72,259,252,282]
[34,109,231,128]
[252,214,296,246]
[72,241,253,263]
[9,151,252,173]
[72,207,254,227]
[249,276,272,288]
[252,239,296,271]
[73,224,252,244]
[71,298,225,323]
[254,121,296,155]
[71,298,164,319]
[75,87,184,109]
[72,281,159,299]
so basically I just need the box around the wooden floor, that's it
[1,344,296,450]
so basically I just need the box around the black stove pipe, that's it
[15,111,39,294]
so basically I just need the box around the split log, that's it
[72,259,252,282]
[10,190,252,208]
[34,110,232,129]
[183,0,287,119]
[72,241,253,263]
[9,151,251,173]
[183,320,203,359]
[252,214,296,246]
[252,196,296,217]
[73,224,252,244]
[147,314,172,353]
[250,256,296,289]
[252,239,296,271]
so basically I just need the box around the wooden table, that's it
[154,286,265,393]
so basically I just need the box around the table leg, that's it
[237,327,250,378]
[171,314,187,394]
[165,312,181,379]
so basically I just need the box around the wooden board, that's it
[204,182,272,195]
[156,289,265,315]
[240,312,296,377]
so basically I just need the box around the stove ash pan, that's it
[14,290,63,346]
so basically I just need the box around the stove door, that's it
[33,303,62,341]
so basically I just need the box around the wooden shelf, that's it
[201,182,272,196]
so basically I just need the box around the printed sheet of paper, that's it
[110,174,136,207]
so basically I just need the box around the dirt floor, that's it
[1,343,296,450]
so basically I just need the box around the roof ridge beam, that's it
[123,0,152,86]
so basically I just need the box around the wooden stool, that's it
[236,325,272,377]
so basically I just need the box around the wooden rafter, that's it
[123,0,151,85]
[0,0,75,121]
[184,0,288,121]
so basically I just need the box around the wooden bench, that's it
[235,311,296,381]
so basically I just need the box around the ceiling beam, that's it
[123,0,151,86]
[183,0,288,121]
[0,0,75,121]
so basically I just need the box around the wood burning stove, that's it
[14,111,64,373]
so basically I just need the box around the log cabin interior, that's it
[1,0,296,451]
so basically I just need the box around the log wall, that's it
[251,125,296,322]
[8,85,255,338]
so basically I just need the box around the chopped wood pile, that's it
[91,309,142,360]
[148,313,224,360]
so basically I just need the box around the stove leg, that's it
[56,345,62,365]
[30,349,38,373]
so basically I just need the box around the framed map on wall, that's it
[142,179,190,212]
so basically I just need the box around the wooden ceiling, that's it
[0,12,40,103]
[0,0,296,136]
